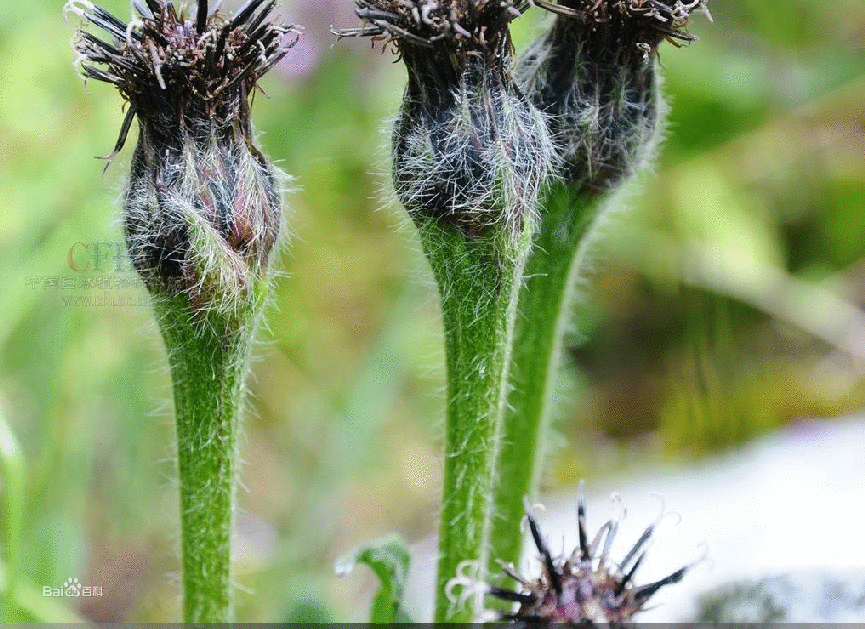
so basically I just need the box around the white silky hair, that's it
[393,69,559,241]
[124,119,284,333]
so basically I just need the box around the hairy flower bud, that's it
[68,0,296,315]
[341,1,554,239]
[517,0,709,189]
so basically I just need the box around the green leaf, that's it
[336,535,413,623]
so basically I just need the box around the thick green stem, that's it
[155,288,264,623]
[423,221,531,622]
[490,184,605,576]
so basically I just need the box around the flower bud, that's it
[487,492,697,623]
[68,0,297,316]
[517,0,709,189]
[342,1,554,239]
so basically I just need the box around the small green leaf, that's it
[336,535,413,623]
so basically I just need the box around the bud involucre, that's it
[394,51,552,238]
[125,121,282,315]
[518,0,708,188]
[344,0,555,239]
[68,0,296,315]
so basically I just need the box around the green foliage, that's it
[336,535,412,623]
[283,599,332,623]
[1,413,24,622]
[0,0,862,621]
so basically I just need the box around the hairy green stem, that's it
[155,288,265,623]
[490,184,606,576]
[423,221,531,622]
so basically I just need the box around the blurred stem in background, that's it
[488,0,709,583]
[1,412,25,622]
[489,186,605,580]
[1,414,83,622]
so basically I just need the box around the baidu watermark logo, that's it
[43,576,103,598]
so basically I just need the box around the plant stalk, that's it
[489,183,606,576]
[0,413,24,623]
[155,290,264,623]
[423,221,531,622]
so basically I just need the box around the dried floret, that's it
[485,492,695,625]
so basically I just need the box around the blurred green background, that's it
[1,0,863,621]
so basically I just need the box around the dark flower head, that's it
[338,1,553,238]
[342,1,529,59]
[68,0,297,151]
[340,1,534,98]
[485,492,696,625]
[535,0,710,52]
[67,0,297,316]
[517,0,708,189]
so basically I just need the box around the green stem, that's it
[1,413,25,622]
[155,288,265,623]
[489,183,605,576]
[423,221,531,623]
